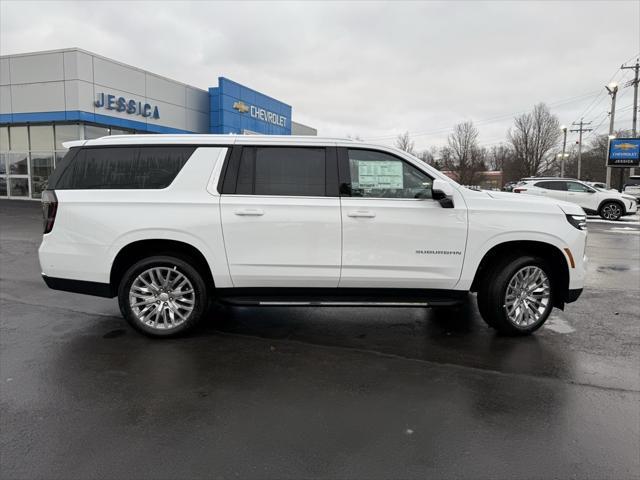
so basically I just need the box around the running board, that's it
[215,288,467,308]
[258,301,430,307]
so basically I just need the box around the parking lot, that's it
[1,199,638,479]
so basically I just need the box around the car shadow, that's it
[191,294,575,383]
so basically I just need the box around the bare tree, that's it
[395,131,415,154]
[487,144,513,171]
[444,121,485,185]
[417,146,437,165]
[507,103,561,177]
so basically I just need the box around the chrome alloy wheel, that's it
[503,266,551,328]
[602,203,622,220]
[129,266,195,330]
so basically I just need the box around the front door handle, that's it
[234,208,264,216]
[347,210,376,218]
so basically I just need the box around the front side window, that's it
[235,147,326,196]
[566,181,593,193]
[347,149,432,199]
[49,146,196,190]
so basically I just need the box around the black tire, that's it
[117,255,208,337]
[477,254,554,335]
[599,201,623,221]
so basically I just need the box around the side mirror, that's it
[432,179,455,208]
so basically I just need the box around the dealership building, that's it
[0,48,316,199]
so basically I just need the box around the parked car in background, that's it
[502,181,519,192]
[623,175,640,201]
[514,178,637,220]
[586,181,615,191]
[39,135,587,338]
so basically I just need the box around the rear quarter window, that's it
[48,146,196,190]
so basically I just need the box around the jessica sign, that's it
[94,93,160,119]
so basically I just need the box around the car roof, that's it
[63,134,361,149]
[521,178,581,182]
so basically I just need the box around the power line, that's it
[574,52,638,118]
[364,89,601,141]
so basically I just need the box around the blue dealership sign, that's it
[209,77,291,135]
[608,138,640,167]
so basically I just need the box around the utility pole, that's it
[560,125,568,177]
[621,59,639,175]
[570,118,592,180]
[605,82,618,188]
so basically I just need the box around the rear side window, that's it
[49,146,196,190]
[235,146,326,196]
[534,181,566,191]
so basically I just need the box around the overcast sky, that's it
[1,0,639,150]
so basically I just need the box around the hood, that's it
[484,190,586,215]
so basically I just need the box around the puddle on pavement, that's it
[544,314,576,334]
[596,265,630,273]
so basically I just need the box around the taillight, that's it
[41,190,58,234]
[513,188,527,193]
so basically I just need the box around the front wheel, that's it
[477,255,554,335]
[599,201,623,220]
[118,255,208,337]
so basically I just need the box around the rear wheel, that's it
[599,201,623,220]
[477,255,554,335]
[118,255,208,337]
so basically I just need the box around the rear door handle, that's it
[234,208,264,216]
[347,210,376,218]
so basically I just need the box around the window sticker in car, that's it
[355,160,404,189]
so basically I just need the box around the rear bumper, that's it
[565,288,583,304]
[42,274,114,298]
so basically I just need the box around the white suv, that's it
[623,175,640,201]
[39,135,587,337]
[514,178,637,220]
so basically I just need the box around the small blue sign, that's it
[608,138,640,167]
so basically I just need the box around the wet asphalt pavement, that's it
[1,199,639,479]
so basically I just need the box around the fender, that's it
[106,228,233,288]
[597,198,626,214]
[455,229,571,290]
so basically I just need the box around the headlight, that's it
[566,214,587,230]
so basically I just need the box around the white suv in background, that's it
[514,178,637,220]
[623,175,640,201]
[39,135,587,337]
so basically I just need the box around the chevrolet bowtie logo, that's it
[614,143,637,151]
[233,101,250,113]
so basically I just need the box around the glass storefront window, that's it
[9,177,29,197]
[55,124,81,150]
[8,152,28,175]
[0,153,7,175]
[30,125,54,151]
[30,153,54,198]
[9,126,29,151]
[84,124,110,140]
[110,128,131,136]
[0,127,8,151]
[0,177,6,196]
